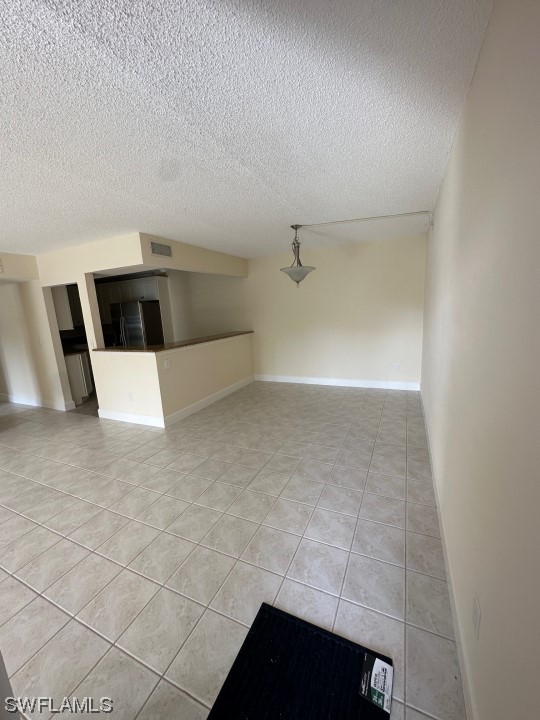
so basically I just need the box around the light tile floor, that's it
[68,393,99,417]
[0,383,465,720]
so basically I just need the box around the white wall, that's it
[421,1,539,719]
[247,235,426,387]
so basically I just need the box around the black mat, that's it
[208,603,393,720]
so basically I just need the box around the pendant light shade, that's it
[280,225,315,286]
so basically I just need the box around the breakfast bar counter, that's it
[91,330,254,427]
[94,330,253,353]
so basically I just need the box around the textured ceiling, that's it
[0,0,492,257]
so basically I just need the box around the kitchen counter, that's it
[64,350,93,405]
[94,330,253,353]
[91,331,254,426]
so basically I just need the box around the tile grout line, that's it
[2,387,449,719]
[136,385,354,707]
[266,384,355,629]
[331,386,378,633]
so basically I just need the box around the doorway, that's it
[51,283,97,414]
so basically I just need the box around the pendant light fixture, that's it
[278,211,432,286]
[280,225,316,286]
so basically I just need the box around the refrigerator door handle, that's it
[139,303,147,346]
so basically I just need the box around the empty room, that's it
[0,1,537,719]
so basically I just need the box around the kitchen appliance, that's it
[65,351,93,405]
[110,300,164,347]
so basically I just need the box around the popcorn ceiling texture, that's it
[0,0,492,257]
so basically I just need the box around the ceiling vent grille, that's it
[150,241,172,258]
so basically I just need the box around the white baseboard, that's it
[0,393,75,411]
[97,376,255,429]
[420,390,475,720]
[255,374,420,391]
[164,376,254,427]
[98,409,166,428]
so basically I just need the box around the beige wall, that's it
[91,351,163,425]
[158,333,254,420]
[37,233,143,286]
[0,281,72,409]
[247,236,425,387]
[31,232,248,414]
[0,252,39,282]
[167,270,194,341]
[0,283,38,401]
[140,233,247,277]
[421,1,539,719]
[167,270,249,341]
[187,272,249,337]
[77,273,105,350]
[37,232,247,288]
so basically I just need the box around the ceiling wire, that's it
[294,210,432,230]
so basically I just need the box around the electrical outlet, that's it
[163,359,171,370]
[128,392,133,401]
[472,593,481,639]
[393,361,400,372]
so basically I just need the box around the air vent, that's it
[150,241,172,258]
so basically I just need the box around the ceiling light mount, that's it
[280,225,316,287]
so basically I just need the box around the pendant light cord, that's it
[291,210,431,230]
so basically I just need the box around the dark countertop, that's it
[93,330,254,353]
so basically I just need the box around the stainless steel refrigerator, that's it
[110,300,164,347]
